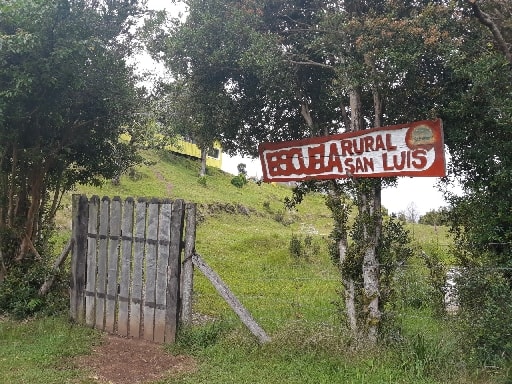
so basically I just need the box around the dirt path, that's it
[74,334,196,383]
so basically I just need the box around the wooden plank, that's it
[95,197,110,330]
[70,194,88,323]
[192,253,271,344]
[181,203,196,326]
[85,196,99,327]
[154,201,171,343]
[130,199,147,338]
[105,197,121,333]
[165,199,185,342]
[118,197,134,337]
[143,199,159,341]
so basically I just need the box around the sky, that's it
[141,0,451,216]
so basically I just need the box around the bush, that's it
[289,234,320,261]
[197,175,207,187]
[0,258,68,319]
[230,174,247,188]
[0,227,68,319]
[456,267,512,365]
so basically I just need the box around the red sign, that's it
[258,119,446,182]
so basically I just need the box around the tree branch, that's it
[467,0,512,67]
[288,59,335,70]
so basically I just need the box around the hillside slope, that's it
[70,149,448,323]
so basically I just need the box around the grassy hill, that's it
[4,150,488,384]
[72,150,342,328]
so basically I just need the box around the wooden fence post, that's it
[70,194,88,323]
[181,203,196,326]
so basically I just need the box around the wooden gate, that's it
[70,195,196,343]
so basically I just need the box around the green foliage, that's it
[456,266,512,365]
[289,234,303,260]
[197,175,208,187]
[419,207,451,227]
[396,332,460,380]
[0,258,67,319]
[230,174,247,189]
[378,217,415,307]
[289,234,320,261]
[0,226,68,319]
[288,234,320,261]
[2,146,505,383]
[0,0,145,266]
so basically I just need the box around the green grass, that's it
[0,317,101,384]
[1,149,506,384]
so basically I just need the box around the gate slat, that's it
[118,198,134,337]
[130,199,147,338]
[105,197,121,333]
[154,201,171,343]
[95,197,110,330]
[166,199,185,342]
[85,196,99,327]
[143,199,160,341]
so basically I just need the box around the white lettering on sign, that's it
[258,120,445,182]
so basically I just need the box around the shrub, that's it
[230,174,247,188]
[197,175,207,187]
[289,234,320,261]
[289,234,303,260]
[456,267,512,365]
[0,258,68,319]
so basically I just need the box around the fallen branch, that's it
[39,239,74,296]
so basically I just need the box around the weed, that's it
[197,175,207,187]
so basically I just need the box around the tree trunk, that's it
[0,249,6,284]
[339,226,358,334]
[16,167,46,261]
[199,147,207,177]
[7,143,18,227]
[360,180,382,345]
[350,85,382,346]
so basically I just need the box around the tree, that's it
[441,0,512,261]
[150,0,463,345]
[438,0,512,363]
[142,3,251,176]
[0,0,145,280]
[405,202,419,224]
[418,207,451,227]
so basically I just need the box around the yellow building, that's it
[166,137,223,169]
